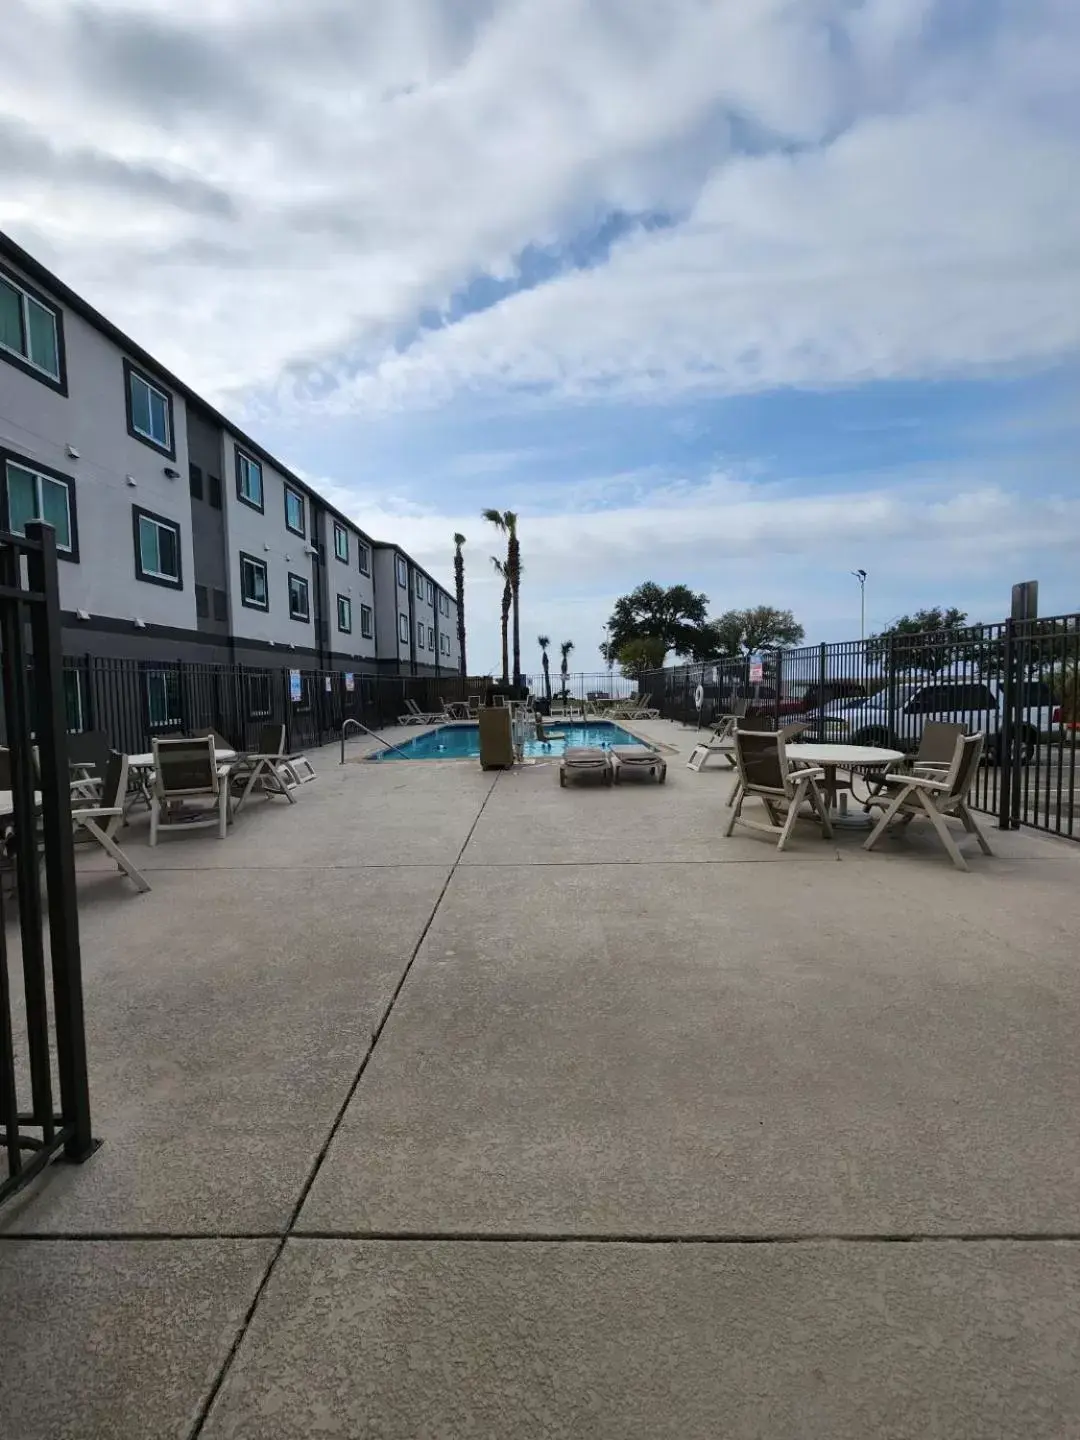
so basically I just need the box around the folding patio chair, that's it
[72,752,151,892]
[228,723,298,808]
[863,732,992,871]
[859,721,965,808]
[724,729,833,850]
[149,736,232,844]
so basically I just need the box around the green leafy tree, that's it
[537,634,552,701]
[453,533,467,677]
[606,582,709,658]
[705,606,805,658]
[867,607,969,673]
[491,556,511,685]
[559,639,574,700]
[616,635,668,683]
[482,509,522,685]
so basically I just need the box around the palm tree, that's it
[559,639,574,701]
[453,533,466,677]
[537,635,552,702]
[491,556,511,686]
[482,509,522,687]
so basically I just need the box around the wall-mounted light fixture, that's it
[66,443,80,460]
[163,465,180,479]
[76,608,90,622]
[126,474,137,487]
[133,617,146,629]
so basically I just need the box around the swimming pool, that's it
[372,722,648,761]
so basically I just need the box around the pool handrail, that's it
[340,718,417,764]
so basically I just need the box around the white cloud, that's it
[0,1,1076,410]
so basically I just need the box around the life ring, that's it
[694,683,705,710]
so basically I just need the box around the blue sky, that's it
[2,0,1078,675]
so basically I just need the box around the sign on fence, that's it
[324,676,332,692]
[749,662,763,683]
[345,673,355,692]
[289,669,302,702]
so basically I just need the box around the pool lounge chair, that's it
[611,746,666,783]
[397,698,446,726]
[559,747,613,787]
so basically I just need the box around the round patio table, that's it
[785,742,904,829]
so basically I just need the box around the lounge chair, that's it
[72,752,151,892]
[611,746,666,783]
[724,729,833,850]
[863,732,992,871]
[559,747,613,787]
[149,736,232,844]
[397,698,438,726]
[625,693,659,719]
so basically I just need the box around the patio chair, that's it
[711,698,748,741]
[863,732,992,872]
[67,730,111,800]
[559,747,613,787]
[466,695,481,717]
[724,729,833,850]
[72,752,151,892]
[192,725,234,752]
[229,723,298,806]
[611,746,667,783]
[149,736,232,844]
[859,721,965,809]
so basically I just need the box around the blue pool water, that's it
[373,722,647,761]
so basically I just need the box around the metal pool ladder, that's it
[340,718,416,763]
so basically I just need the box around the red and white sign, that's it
[749,663,763,683]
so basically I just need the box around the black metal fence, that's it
[644,613,1080,841]
[2,523,97,1206]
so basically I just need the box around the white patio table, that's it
[785,742,905,829]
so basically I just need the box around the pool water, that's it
[372,722,648,761]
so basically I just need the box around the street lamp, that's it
[851,569,867,642]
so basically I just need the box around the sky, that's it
[3,0,1079,678]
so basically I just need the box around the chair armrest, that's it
[888,771,949,792]
[73,805,123,821]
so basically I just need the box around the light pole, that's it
[851,569,867,642]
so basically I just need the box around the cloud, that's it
[1,0,1075,411]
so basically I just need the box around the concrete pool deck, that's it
[2,725,1080,1437]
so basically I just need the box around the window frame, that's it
[207,473,223,509]
[416,619,425,650]
[142,665,184,731]
[333,522,349,563]
[123,359,175,458]
[235,447,264,513]
[239,550,270,612]
[189,463,204,501]
[283,483,306,538]
[0,261,67,393]
[357,540,370,575]
[360,603,373,639]
[63,666,86,733]
[428,625,435,651]
[132,504,183,589]
[416,572,425,600]
[288,571,311,623]
[1,450,80,561]
[398,612,410,645]
[426,580,434,606]
[336,594,352,634]
[396,555,407,588]
[246,671,272,718]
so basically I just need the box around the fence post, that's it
[816,642,827,741]
[998,618,1018,830]
[772,649,783,730]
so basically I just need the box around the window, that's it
[288,572,310,621]
[63,667,85,733]
[124,361,174,456]
[907,683,994,715]
[3,456,77,557]
[334,522,349,563]
[189,463,203,501]
[399,612,409,645]
[439,592,449,616]
[360,603,373,638]
[235,449,263,511]
[144,668,182,729]
[416,572,425,600]
[195,584,209,618]
[239,551,269,610]
[441,633,450,655]
[428,626,434,651]
[427,580,434,606]
[416,620,425,650]
[212,588,228,622]
[337,594,352,633]
[0,264,64,389]
[284,484,305,536]
[396,555,407,587]
[358,540,370,575]
[208,474,222,509]
[246,672,272,717]
[133,505,182,588]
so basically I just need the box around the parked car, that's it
[778,680,868,717]
[821,678,1056,764]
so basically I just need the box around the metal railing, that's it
[2,523,97,1207]
[642,613,1080,841]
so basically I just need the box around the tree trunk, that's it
[500,579,511,685]
[509,532,521,686]
[541,654,551,701]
